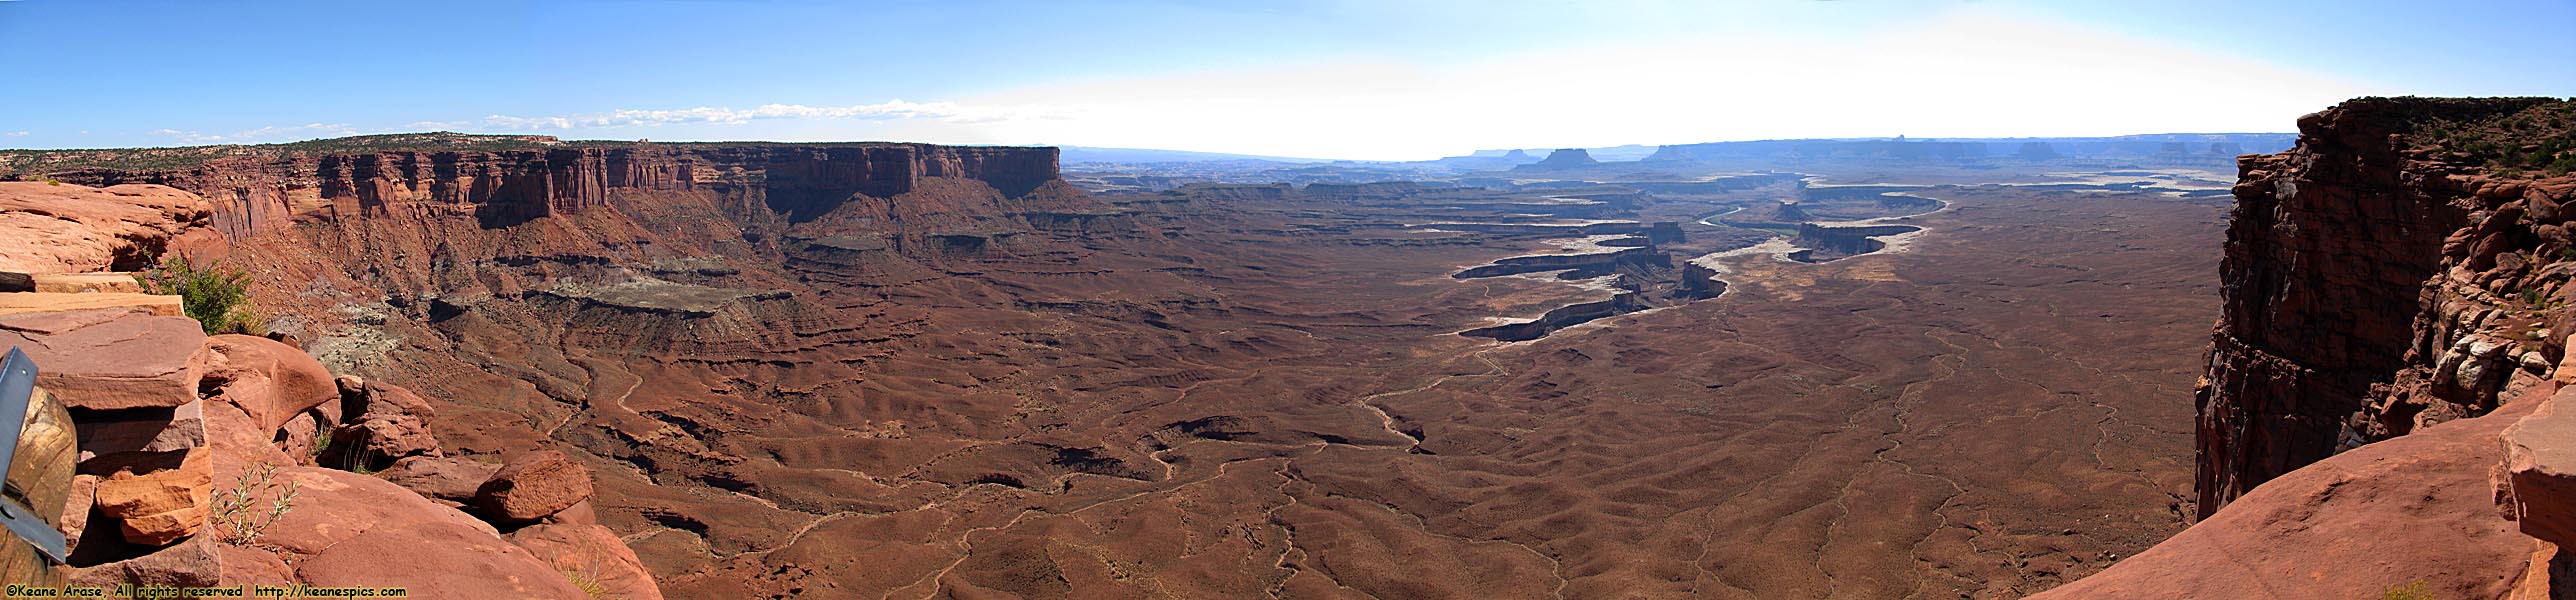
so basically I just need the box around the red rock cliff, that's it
[2197,97,2576,517]
[47,143,1062,237]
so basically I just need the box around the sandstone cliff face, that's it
[48,144,1061,237]
[2198,96,2576,516]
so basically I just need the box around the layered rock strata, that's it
[2197,97,2576,516]
[34,143,1061,237]
[2050,97,2576,596]
[0,179,659,597]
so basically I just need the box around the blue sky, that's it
[1,0,2570,160]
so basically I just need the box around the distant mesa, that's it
[1642,134,2294,166]
[1513,148,1600,171]
[1420,148,1546,171]
[2016,141,2059,160]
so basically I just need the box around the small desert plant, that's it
[211,462,300,545]
[307,431,334,463]
[565,569,623,600]
[2380,580,2433,600]
[134,253,265,335]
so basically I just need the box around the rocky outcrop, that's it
[2196,97,2575,516]
[507,523,665,600]
[197,334,340,433]
[0,182,213,273]
[37,140,1063,237]
[2035,385,2558,599]
[2038,97,2576,597]
[1459,292,1648,342]
[1789,223,1918,262]
[2504,387,2576,550]
[1454,247,1666,279]
[252,466,591,598]
[0,281,657,596]
[1,307,207,410]
[376,456,500,505]
[474,450,594,522]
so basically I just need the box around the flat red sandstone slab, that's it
[30,273,145,294]
[0,292,182,318]
[0,307,205,410]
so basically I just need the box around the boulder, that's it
[328,413,441,471]
[0,307,204,410]
[94,448,210,518]
[325,381,443,469]
[544,500,598,526]
[2504,387,2576,547]
[376,456,500,504]
[279,411,324,462]
[474,450,594,522]
[344,380,437,422]
[251,466,587,599]
[93,448,210,546]
[0,182,210,274]
[0,271,32,292]
[117,504,206,546]
[508,523,667,600]
[198,334,339,433]
[199,399,293,469]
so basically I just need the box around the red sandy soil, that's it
[217,165,2220,598]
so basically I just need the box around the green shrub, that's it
[134,254,265,335]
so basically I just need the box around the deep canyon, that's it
[12,133,2230,597]
[9,98,2573,598]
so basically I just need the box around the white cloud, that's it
[4,131,26,137]
[817,6,2367,160]
[118,6,2374,159]
[150,123,358,144]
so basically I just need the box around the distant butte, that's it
[1512,148,1601,171]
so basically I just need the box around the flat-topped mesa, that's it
[2196,96,2576,517]
[23,137,1063,237]
[1512,148,1600,171]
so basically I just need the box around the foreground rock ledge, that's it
[2040,385,2561,598]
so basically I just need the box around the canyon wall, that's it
[45,143,1061,237]
[2196,97,2576,517]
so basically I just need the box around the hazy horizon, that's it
[2,0,2569,160]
